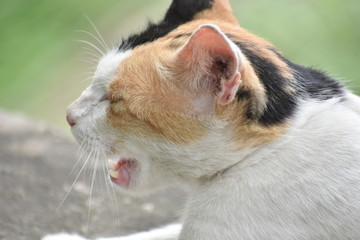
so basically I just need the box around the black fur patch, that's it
[270,48,345,100]
[236,87,252,100]
[233,42,345,126]
[119,0,214,50]
[235,42,298,126]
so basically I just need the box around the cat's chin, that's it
[108,158,138,189]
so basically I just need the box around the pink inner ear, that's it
[179,25,236,65]
[178,24,241,106]
[219,72,242,105]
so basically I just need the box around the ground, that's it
[0,111,185,240]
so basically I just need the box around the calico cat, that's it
[47,0,360,239]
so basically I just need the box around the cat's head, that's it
[66,0,295,194]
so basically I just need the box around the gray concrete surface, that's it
[0,111,186,240]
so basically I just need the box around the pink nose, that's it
[66,114,76,127]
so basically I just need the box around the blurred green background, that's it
[1,0,359,136]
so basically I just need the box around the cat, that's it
[45,0,360,239]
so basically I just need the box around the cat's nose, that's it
[66,105,76,127]
[66,113,76,127]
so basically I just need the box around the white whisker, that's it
[65,137,89,181]
[75,58,98,65]
[77,136,88,155]
[84,142,96,180]
[76,58,98,65]
[81,76,96,83]
[80,71,97,76]
[101,154,120,222]
[76,39,105,56]
[109,169,120,223]
[80,47,102,59]
[83,14,110,52]
[54,147,94,216]
[85,147,100,234]
[75,29,109,53]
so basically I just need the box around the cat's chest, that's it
[182,169,360,240]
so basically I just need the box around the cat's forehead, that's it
[94,50,132,84]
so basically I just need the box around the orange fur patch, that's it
[108,44,207,145]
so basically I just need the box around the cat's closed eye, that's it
[108,91,125,104]
[99,94,109,102]
[108,95,126,113]
[110,96,124,104]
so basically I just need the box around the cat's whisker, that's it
[65,137,89,182]
[81,76,96,83]
[75,58,98,66]
[85,147,100,235]
[80,71,97,76]
[77,60,98,67]
[79,55,100,66]
[120,36,137,51]
[80,47,102,57]
[76,39,105,56]
[80,46,102,59]
[101,154,120,222]
[81,142,98,231]
[77,143,92,166]
[78,51,100,60]
[109,168,121,223]
[79,72,98,80]
[77,136,88,155]
[54,146,94,217]
[97,150,107,195]
[75,29,109,53]
[84,142,97,179]
[101,155,111,204]
[75,41,102,59]
[83,14,110,52]
[74,147,94,191]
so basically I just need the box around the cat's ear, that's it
[165,0,237,25]
[198,0,238,24]
[177,24,242,106]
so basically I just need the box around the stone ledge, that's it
[0,110,185,240]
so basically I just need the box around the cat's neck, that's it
[224,97,359,179]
